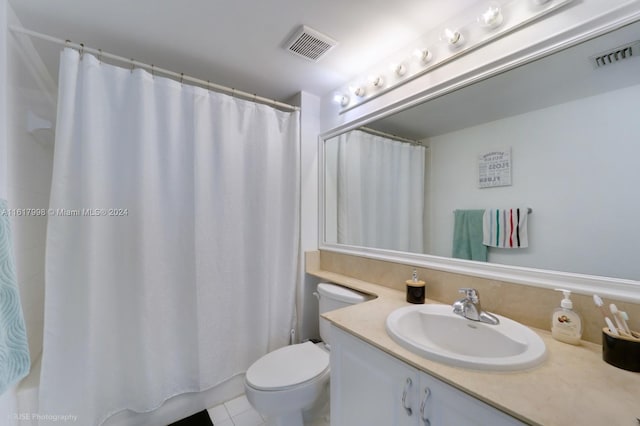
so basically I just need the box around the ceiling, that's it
[8,0,481,102]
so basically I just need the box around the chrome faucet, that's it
[452,288,499,325]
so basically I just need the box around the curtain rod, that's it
[9,25,300,112]
[359,126,423,146]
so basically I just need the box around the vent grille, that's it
[285,25,337,62]
[591,41,640,68]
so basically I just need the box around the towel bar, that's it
[453,208,532,214]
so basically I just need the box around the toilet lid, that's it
[246,342,329,391]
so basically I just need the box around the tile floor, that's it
[207,394,330,426]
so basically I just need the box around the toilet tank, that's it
[317,283,370,347]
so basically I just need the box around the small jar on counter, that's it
[406,269,425,304]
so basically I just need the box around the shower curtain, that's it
[39,48,300,425]
[334,130,425,253]
[1,3,31,421]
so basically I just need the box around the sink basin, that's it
[386,304,546,371]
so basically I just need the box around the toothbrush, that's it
[621,311,640,338]
[593,295,619,336]
[609,304,631,337]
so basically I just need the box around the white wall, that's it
[427,83,640,279]
[294,91,323,341]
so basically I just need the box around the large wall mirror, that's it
[321,19,640,293]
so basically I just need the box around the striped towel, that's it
[482,208,529,248]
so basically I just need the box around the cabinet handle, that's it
[420,386,431,426]
[401,377,413,416]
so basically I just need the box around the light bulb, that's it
[369,75,384,88]
[478,3,503,29]
[442,28,464,47]
[389,62,407,76]
[349,85,366,97]
[413,48,433,64]
[333,93,350,107]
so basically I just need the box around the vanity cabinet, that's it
[330,325,419,425]
[330,325,525,426]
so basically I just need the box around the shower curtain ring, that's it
[79,43,84,57]
[98,49,103,63]
[151,64,155,77]
[130,59,135,73]
[180,73,184,84]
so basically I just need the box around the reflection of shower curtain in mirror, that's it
[335,130,425,252]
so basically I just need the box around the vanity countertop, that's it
[307,268,640,426]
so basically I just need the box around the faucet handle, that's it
[458,288,479,302]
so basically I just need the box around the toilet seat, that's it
[246,342,329,391]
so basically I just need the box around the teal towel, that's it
[0,199,30,395]
[452,210,487,262]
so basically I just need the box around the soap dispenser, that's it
[406,269,425,304]
[551,289,582,345]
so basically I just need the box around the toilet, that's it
[244,283,370,426]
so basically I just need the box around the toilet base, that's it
[245,368,329,426]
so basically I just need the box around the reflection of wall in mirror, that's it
[426,83,640,280]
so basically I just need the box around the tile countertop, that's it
[308,268,640,426]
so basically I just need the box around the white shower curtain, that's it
[335,130,425,253]
[40,49,300,425]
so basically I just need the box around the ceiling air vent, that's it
[591,41,640,68]
[285,25,337,62]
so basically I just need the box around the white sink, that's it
[386,304,546,371]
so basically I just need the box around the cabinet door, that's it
[417,373,525,426]
[330,325,419,426]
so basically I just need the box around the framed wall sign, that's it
[478,148,512,188]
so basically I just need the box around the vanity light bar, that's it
[334,0,574,112]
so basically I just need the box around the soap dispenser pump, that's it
[551,289,582,345]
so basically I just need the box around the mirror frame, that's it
[318,12,640,303]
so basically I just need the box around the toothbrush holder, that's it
[602,327,640,372]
